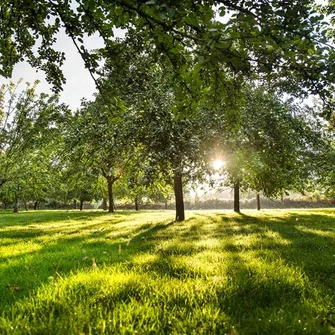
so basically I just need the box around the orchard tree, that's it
[217,87,330,212]
[0,81,70,211]
[114,150,157,211]
[61,163,101,210]
[97,35,215,222]
[67,98,136,213]
[316,149,335,199]
[139,114,207,221]
[305,99,335,198]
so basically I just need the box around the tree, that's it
[216,86,330,211]
[96,35,215,221]
[139,114,205,221]
[0,1,334,109]
[304,99,335,199]
[316,149,335,199]
[0,80,70,211]
[63,165,101,210]
[66,97,135,213]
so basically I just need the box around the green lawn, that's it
[0,209,335,334]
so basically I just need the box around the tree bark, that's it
[13,201,19,213]
[174,173,185,221]
[34,201,39,210]
[107,176,114,213]
[73,199,77,210]
[233,180,240,213]
[102,198,107,211]
[80,200,84,211]
[14,186,19,213]
[257,193,261,210]
[24,201,28,211]
[134,196,139,211]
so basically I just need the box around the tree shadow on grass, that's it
[216,211,335,286]
[0,210,109,228]
[0,214,179,310]
[1,210,335,333]
[122,218,334,333]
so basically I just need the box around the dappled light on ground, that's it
[0,209,335,334]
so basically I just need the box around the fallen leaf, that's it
[7,284,23,292]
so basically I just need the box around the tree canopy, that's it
[1,0,334,112]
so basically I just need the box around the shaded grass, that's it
[0,209,335,334]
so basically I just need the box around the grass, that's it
[0,209,335,334]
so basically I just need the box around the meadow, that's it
[0,209,335,334]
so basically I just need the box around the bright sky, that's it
[0,29,124,111]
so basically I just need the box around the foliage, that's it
[314,143,335,199]
[215,87,331,197]
[0,81,70,209]
[66,95,137,211]
[0,0,334,111]
[97,34,218,220]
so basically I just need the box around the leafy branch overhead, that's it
[0,1,335,111]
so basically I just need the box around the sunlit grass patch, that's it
[0,209,335,334]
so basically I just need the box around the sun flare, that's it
[212,159,224,170]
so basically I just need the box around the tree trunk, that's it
[14,186,19,213]
[13,201,19,213]
[73,199,77,210]
[102,198,107,211]
[257,193,261,210]
[134,196,139,211]
[80,200,84,211]
[107,176,114,213]
[233,180,240,213]
[174,173,185,222]
[4,202,7,210]
[34,201,39,210]
[164,200,168,210]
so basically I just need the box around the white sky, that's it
[0,29,124,111]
